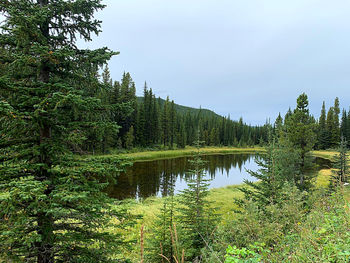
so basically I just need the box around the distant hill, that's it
[137,97,221,118]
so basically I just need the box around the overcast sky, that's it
[79,0,350,125]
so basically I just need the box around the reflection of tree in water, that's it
[106,154,253,199]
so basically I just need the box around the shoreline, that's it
[117,146,264,162]
[96,147,336,163]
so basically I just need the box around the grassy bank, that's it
[115,150,343,261]
[119,184,246,261]
[312,150,338,161]
[122,150,336,227]
[116,146,264,162]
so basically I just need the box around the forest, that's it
[80,65,350,154]
[1,1,350,263]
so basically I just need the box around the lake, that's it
[105,153,331,200]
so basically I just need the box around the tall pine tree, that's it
[0,1,130,262]
[283,93,316,190]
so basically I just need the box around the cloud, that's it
[79,0,350,124]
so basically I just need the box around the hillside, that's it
[137,96,221,118]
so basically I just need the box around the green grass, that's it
[116,184,247,261]
[315,168,333,188]
[312,150,338,161]
[111,149,345,261]
[106,146,264,162]
[122,184,245,232]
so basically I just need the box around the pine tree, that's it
[239,137,300,210]
[340,109,348,142]
[169,100,176,148]
[102,65,113,86]
[152,95,160,145]
[274,113,283,137]
[161,97,171,147]
[124,126,135,149]
[178,134,218,261]
[0,1,131,262]
[329,136,349,191]
[177,120,187,149]
[318,101,329,149]
[332,97,341,145]
[283,93,316,190]
[326,107,335,148]
[146,174,177,262]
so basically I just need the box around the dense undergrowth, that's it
[117,150,350,262]
[220,187,350,263]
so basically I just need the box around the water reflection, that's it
[106,154,259,199]
[105,154,332,200]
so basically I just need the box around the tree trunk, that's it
[36,1,54,262]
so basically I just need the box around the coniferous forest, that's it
[1,1,350,263]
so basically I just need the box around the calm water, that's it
[106,154,331,200]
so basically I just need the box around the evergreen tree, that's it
[102,65,113,86]
[326,106,335,148]
[239,138,300,210]
[177,120,187,149]
[274,113,283,137]
[135,103,146,146]
[169,100,176,148]
[318,101,329,149]
[347,110,350,146]
[124,126,135,149]
[283,93,316,190]
[0,1,131,261]
[178,134,218,261]
[332,97,341,146]
[161,97,171,147]
[152,95,160,145]
[146,174,177,262]
[329,136,349,191]
[340,109,348,143]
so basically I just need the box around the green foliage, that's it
[239,140,300,210]
[0,1,133,261]
[177,135,220,261]
[318,101,330,150]
[282,93,317,190]
[329,137,349,191]
[132,88,269,149]
[224,243,267,263]
[200,183,306,262]
[124,126,135,149]
[145,165,177,262]
[268,191,350,262]
[145,196,179,263]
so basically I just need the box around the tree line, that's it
[87,66,270,153]
[1,0,349,262]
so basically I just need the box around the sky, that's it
[79,0,350,125]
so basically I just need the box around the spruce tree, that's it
[177,134,218,261]
[318,101,329,149]
[340,109,348,142]
[329,136,349,191]
[124,126,135,149]
[332,97,341,146]
[239,138,300,210]
[169,100,176,148]
[161,97,170,147]
[177,120,187,149]
[274,113,283,137]
[0,1,130,262]
[283,93,316,190]
[146,175,177,262]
